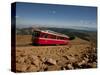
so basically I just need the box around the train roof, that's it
[33,29,69,38]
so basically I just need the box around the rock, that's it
[85,54,89,58]
[64,55,77,63]
[20,53,26,57]
[44,67,48,71]
[87,62,97,68]
[61,66,66,70]
[83,57,89,62]
[46,58,57,65]
[29,55,40,67]
[63,56,69,60]
[41,57,47,63]
[24,57,32,64]
[16,57,25,64]
[16,63,28,72]
[69,57,76,63]
[40,64,47,71]
[92,62,97,68]
[78,60,87,66]
[27,65,39,72]
[72,63,79,69]
[74,54,78,57]
[47,65,61,71]
[31,55,39,60]
[93,47,96,51]
[67,64,74,69]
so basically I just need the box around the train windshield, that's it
[32,31,40,37]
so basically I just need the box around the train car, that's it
[32,29,70,45]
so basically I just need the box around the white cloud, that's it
[52,10,56,14]
[49,10,56,14]
[15,15,19,18]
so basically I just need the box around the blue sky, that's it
[15,2,97,29]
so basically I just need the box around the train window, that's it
[57,37,64,40]
[48,35,51,38]
[57,37,61,40]
[40,33,47,38]
[62,37,64,40]
[32,31,40,37]
[52,35,56,39]
[64,37,67,40]
[61,37,64,40]
[48,35,54,39]
[32,33,35,37]
[37,32,40,37]
[44,34,48,38]
[56,36,60,39]
[40,33,44,38]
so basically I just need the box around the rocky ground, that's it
[16,35,97,72]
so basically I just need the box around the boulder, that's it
[27,65,39,72]
[16,63,28,72]
[41,57,47,63]
[87,62,97,68]
[78,60,87,66]
[61,66,66,70]
[46,58,57,65]
[63,55,77,63]
[67,64,74,69]
[29,55,40,67]
[16,57,25,64]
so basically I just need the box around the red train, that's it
[32,30,70,45]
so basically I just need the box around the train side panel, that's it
[37,38,69,45]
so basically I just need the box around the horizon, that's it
[16,24,97,31]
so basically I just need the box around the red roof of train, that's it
[33,29,69,38]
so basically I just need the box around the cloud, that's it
[15,15,19,18]
[79,20,97,28]
[52,10,56,14]
[49,10,56,14]
[79,20,92,25]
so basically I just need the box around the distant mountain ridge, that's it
[16,24,97,32]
